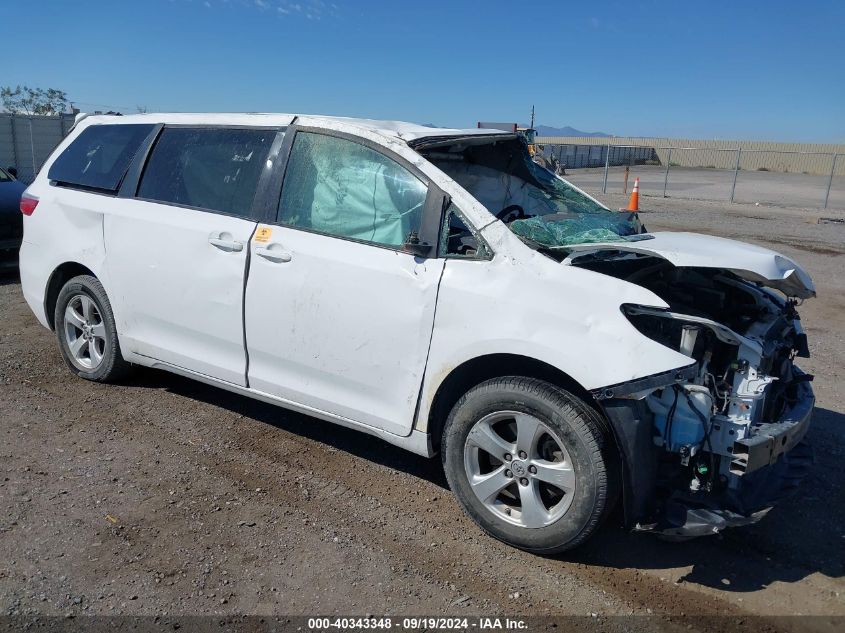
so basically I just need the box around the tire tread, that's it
[54,275,131,383]
[442,376,616,554]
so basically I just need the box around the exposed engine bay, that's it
[570,251,815,536]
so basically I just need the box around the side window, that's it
[438,203,491,259]
[48,124,155,192]
[278,132,427,248]
[138,128,274,218]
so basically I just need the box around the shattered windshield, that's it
[428,138,642,249]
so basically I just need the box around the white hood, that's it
[564,232,816,299]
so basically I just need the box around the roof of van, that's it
[74,112,510,143]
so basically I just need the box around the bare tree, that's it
[1,85,69,115]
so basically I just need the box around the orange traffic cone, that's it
[626,177,640,211]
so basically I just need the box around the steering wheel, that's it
[496,204,526,224]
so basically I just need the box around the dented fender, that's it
[414,226,695,433]
[20,186,109,329]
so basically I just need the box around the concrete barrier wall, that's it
[0,113,76,183]
[536,136,845,176]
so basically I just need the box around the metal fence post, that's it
[602,144,610,193]
[730,148,742,203]
[28,119,37,181]
[824,153,837,209]
[8,115,18,175]
[663,147,672,198]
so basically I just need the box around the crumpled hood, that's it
[564,231,816,299]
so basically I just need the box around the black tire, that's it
[441,377,616,554]
[54,275,131,382]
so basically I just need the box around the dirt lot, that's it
[1,196,843,630]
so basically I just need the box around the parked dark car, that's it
[0,167,26,269]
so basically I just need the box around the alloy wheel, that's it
[63,294,107,371]
[463,410,576,528]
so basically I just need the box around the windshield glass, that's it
[427,138,641,248]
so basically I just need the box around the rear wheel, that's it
[442,377,614,553]
[54,275,131,382]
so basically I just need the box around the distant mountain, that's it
[530,125,611,138]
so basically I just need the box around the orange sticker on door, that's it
[255,226,273,243]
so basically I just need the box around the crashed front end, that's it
[418,131,817,538]
[568,236,816,538]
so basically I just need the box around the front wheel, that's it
[441,377,615,553]
[54,275,131,382]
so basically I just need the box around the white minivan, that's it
[19,113,816,552]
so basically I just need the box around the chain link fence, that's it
[538,143,844,210]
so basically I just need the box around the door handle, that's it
[256,245,292,263]
[209,237,244,252]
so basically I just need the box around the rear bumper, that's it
[18,240,51,329]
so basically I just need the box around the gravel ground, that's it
[1,197,843,631]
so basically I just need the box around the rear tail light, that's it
[20,194,39,216]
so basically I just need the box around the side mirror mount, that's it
[403,231,433,258]
[7,167,17,178]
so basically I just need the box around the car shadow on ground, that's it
[129,367,843,593]
[128,366,450,489]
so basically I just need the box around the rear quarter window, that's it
[48,124,155,192]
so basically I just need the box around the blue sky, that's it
[1,0,843,142]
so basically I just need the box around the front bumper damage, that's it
[600,378,814,539]
[729,378,814,475]
[562,230,817,540]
